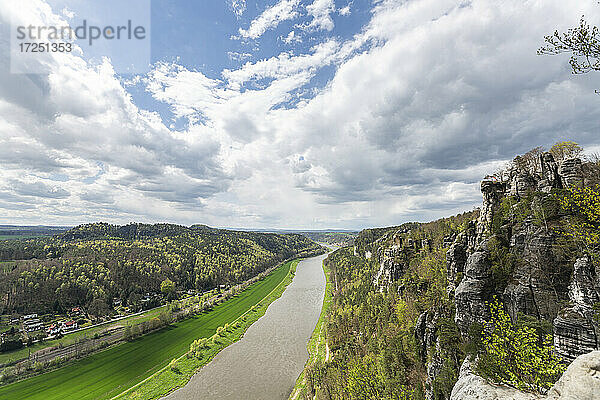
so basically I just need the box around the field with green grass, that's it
[0,306,170,366]
[119,259,300,400]
[0,261,293,400]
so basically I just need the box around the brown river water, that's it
[162,253,328,400]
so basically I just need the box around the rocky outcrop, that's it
[503,219,570,322]
[415,310,451,400]
[450,358,540,400]
[362,150,598,399]
[558,158,584,188]
[546,350,600,400]
[554,310,598,362]
[450,351,600,400]
[373,244,405,291]
[553,257,600,361]
[447,221,478,287]
[415,311,436,363]
[569,257,600,307]
[454,240,494,335]
[538,153,562,193]
[453,154,592,337]
[477,179,505,237]
[447,237,467,291]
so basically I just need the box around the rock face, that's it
[477,179,505,237]
[358,151,599,399]
[447,238,467,291]
[553,257,600,361]
[558,158,584,188]
[554,310,598,362]
[446,153,599,398]
[454,240,493,335]
[538,153,562,193]
[546,350,600,400]
[450,351,600,400]
[373,244,405,291]
[503,219,570,322]
[415,311,447,400]
[450,358,541,400]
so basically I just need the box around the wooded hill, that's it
[0,223,325,316]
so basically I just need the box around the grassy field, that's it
[119,259,300,400]
[0,306,170,366]
[289,259,332,400]
[0,261,293,400]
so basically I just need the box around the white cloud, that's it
[2,0,600,229]
[339,3,351,16]
[303,0,336,32]
[228,51,253,61]
[282,30,302,44]
[230,0,246,17]
[237,0,301,39]
[222,39,339,88]
[61,6,74,19]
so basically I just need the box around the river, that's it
[163,253,328,400]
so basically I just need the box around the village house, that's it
[46,324,61,336]
[61,320,78,332]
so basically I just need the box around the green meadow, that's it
[0,261,292,400]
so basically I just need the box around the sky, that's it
[0,0,599,230]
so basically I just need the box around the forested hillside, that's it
[0,223,325,316]
[298,142,600,400]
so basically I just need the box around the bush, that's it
[123,325,132,341]
[476,299,566,393]
[0,337,23,352]
[168,358,180,373]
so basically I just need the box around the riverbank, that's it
[289,258,333,400]
[115,259,301,400]
[0,260,297,400]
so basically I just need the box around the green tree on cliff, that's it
[539,16,600,75]
[477,299,566,393]
[557,185,600,265]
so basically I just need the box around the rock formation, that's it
[451,351,600,400]
[454,240,493,335]
[357,151,599,399]
[553,257,599,361]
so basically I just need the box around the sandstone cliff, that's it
[355,150,599,399]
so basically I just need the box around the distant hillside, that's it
[0,225,70,239]
[0,223,326,315]
[216,228,359,246]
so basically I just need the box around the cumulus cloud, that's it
[282,30,302,44]
[1,0,600,229]
[0,0,234,225]
[303,0,336,32]
[338,3,351,16]
[237,0,301,39]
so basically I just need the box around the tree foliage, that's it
[556,185,600,265]
[160,278,175,297]
[477,299,566,393]
[539,16,600,75]
[549,141,583,162]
